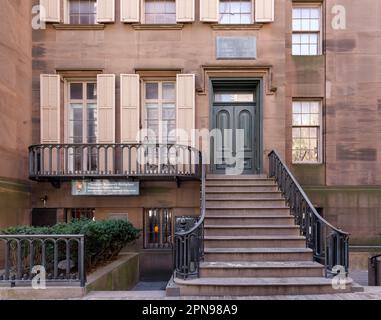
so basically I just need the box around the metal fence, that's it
[0,235,86,287]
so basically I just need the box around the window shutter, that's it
[255,0,275,23]
[97,0,115,23]
[176,0,195,23]
[176,74,195,146]
[120,74,140,143]
[40,74,60,143]
[40,0,60,23]
[97,74,115,144]
[200,0,219,22]
[120,0,140,23]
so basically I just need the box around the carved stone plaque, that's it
[216,36,257,59]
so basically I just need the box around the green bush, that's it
[0,219,141,272]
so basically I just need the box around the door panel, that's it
[236,107,254,172]
[215,108,233,171]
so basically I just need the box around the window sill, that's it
[211,24,263,30]
[292,162,324,166]
[131,24,184,30]
[53,24,105,30]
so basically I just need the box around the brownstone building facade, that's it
[1,0,380,280]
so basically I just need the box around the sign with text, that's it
[216,36,257,59]
[72,180,140,196]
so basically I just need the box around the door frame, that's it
[209,78,263,174]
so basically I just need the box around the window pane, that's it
[301,8,310,19]
[87,83,97,100]
[241,14,251,24]
[310,19,319,31]
[310,102,320,113]
[292,45,301,55]
[293,20,301,31]
[310,45,318,55]
[292,114,302,126]
[215,92,254,103]
[310,8,320,19]
[293,8,302,19]
[300,44,309,55]
[70,0,80,14]
[163,83,175,100]
[146,83,159,100]
[70,83,83,99]
[162,104,176,120]
[302,102,310,113]
[146,104,159,120]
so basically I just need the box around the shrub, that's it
[0,219,141,272]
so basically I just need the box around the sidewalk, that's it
[82,286,381,300]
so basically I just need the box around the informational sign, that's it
[72,180,140,196]
[216,36,257,59]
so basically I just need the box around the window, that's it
[292,101,321,163]
[214,91,255,103]
[144,81,176,143]
[67,81,98,171]
[66,208,95,222]
[292,5,321,55]
[68,0,97,24]
[219,0,252,24]
[145,0,176,24]
[144,208,173,249]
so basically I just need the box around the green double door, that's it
[211,94,258,174]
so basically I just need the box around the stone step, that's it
[206,174,269,180]
[173,277,352,296]
[206,199,286,208]
[204,225,300,236]
[206,180,277,186]
[205,191,283,200]
[206,185,279,192]
[206,207,291,216]
[204,236,307,248]
[204,248,314,262]
[199,261,324,278]
[205,215,295,225]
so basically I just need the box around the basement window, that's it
[66,208,95,222]
[144,208,173,249]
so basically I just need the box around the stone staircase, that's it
[168,175,352,296]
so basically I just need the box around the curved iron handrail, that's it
[173,161,206,279]
[268,150,349,276]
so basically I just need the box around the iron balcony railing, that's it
[29,143,202,181]
[269,150,349,276]
[173,162,206,279]
[0,235,86,287]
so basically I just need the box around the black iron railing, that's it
[29,143,202,181]
[173,162,206,279]
[269,150,349,276]
[369,253,381,286]
[0,235,86,287]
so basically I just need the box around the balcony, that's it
[29,143,202,185]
